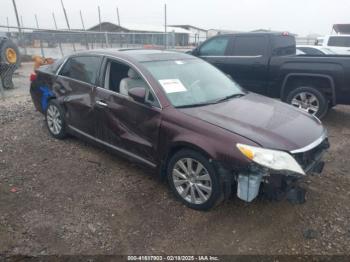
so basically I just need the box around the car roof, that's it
[72,49,195,62]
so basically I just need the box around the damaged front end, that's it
[235,136,330,204]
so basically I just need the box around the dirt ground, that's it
[0,63,350,256]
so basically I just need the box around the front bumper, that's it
[236,137,329,203]
[292,137,329,175]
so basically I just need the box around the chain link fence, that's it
[0,25,201,96]
[0,25,197,59]
[296,37,318,45]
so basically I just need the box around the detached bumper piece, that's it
[262,174,306,204]
[293,138,329,175]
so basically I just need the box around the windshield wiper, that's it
[176,93,246,108]
[176,101,218,108]
[214,93,245,103]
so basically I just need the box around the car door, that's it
[93,58,162,166]
[56,55,103,136]
[196,35,233,73]
[225,35,270,95]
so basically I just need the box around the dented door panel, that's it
[57,76,96,136]
[93,87,161,164]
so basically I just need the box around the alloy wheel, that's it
[291,92,320,115]
[47,104,62,135]
[172,158,212,205]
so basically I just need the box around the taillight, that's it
[30,73,37,82]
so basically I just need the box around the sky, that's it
[0,0,349,36]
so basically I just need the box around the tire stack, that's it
[0,37,21,89]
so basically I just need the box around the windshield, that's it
[142,59,243,107]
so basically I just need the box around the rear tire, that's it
[286,86,329,119]
[0,38,20,89]
[167,149,223,211]
[45,100,67,139]
[0,65,15,89]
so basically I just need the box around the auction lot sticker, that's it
[159,79,187,93]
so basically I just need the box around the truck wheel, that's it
[167,149,223,211]
[286,87,328,119]
[0,38,21,68]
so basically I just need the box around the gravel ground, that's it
[0,63,350,256]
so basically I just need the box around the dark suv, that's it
[30,49,329,210]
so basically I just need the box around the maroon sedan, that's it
[30,49,329,210]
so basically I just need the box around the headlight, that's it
[236,143,305,175]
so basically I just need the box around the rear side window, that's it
[232,36,268,56]
[60,56,102,85]
[272,35,296,56]
[328,37,350,47]
[199,36,229,56]
[39,58,65,74]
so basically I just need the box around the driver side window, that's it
[103,60,160,108]
[199,36,230,56]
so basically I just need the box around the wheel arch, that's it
[160,141,215,179]
[38,86,56,112]
[280,73,336,105]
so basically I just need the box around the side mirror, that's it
[191,47,199,56]
[128,87,146,103]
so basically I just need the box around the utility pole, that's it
[116,7,121,26]
[35,14,45,57]
[98,6,102,31]
[164,4,167,49]
[80,10,89,50]
[52,12,64,57]
[60,0,76,51]
[11,0,22,35]
[98,6,103,47]
[12,0,26,54]
[19,15,28,54]
[6,17,9,32]
[79,10,86,30]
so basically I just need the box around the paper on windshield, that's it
[159,79,187,93]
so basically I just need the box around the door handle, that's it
[96,100,108,107]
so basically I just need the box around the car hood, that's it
[179,93,326,152]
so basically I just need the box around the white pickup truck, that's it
[315,35,350,55]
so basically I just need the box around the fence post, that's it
[171,30,175,49]
[0,77,4,100]
[52,12,64,57]
[105,32,109,48]
[35,14,45,57]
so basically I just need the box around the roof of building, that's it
[88,22,191,34]
[170,25,207,32]
[207,29,241,34]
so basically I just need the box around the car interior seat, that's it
[119,68,147,96]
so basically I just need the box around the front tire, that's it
[45,100,67,139]
[167,149,223,211]
[286,86,329,119]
